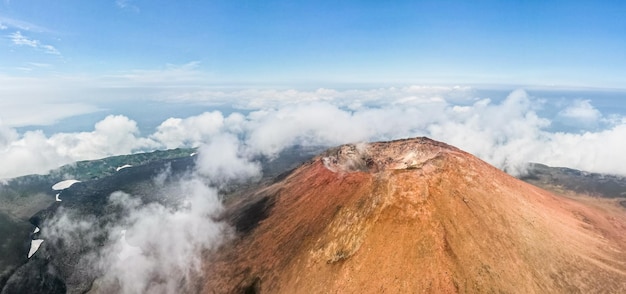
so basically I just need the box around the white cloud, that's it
[41,44,60,55]
[10,31,38,47]
[242,102,372,156]
[0,23,7,30]
[102,62,210,89]
[2,87,626,179]
[49,115,158,159]
[0,115,159,178]
[195,134,261,186]
[426,90,552,175]
[0,17,51,33]
[0,73,467,111]
[160,85,475,110]
[556,99,602,129]
[115,0,128,8]
[93,180,226,293]
[150,111,225,149]
[0,119,18,147]
[43,169,229,293]
[27,62,51,67]
[222,89,626,177]
[9,31,61,55]
[534,124,626,175]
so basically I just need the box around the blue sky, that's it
[1,0,625,87]
[3,1,626,178]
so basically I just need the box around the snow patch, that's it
[33,227,40,234]
[28,239,44,258]
[116,164,133,171]
[55,193,62,202]
[52,179,80,190]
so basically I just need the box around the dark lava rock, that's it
[521,163,626,198]
[1,258,66,294]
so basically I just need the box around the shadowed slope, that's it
[204,137,626,293]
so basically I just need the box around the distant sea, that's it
[16,100,239,137]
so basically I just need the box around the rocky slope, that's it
[522,162,626,199]
[204,137,626,293]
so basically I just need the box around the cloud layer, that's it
[13,86,626,293]
[38,123,262,292]
[43,176,230,293]
[1,87,626,179]
[0,115,157,178]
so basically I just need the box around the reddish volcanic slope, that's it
[203,137,626,293]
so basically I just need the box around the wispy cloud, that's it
[28,62,52,68]
[115,0,139,12]
[41,44,60,55]
[15,66,32,71]
[10,31,37,46]
[0,16,51,33]
[9,31,61,55]
[104,61,208,86]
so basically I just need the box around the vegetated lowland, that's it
[0,148,197,290]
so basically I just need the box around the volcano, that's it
[204,137,626,293]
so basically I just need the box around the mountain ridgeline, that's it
[0,139,625,293]
[205,138,626,293]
